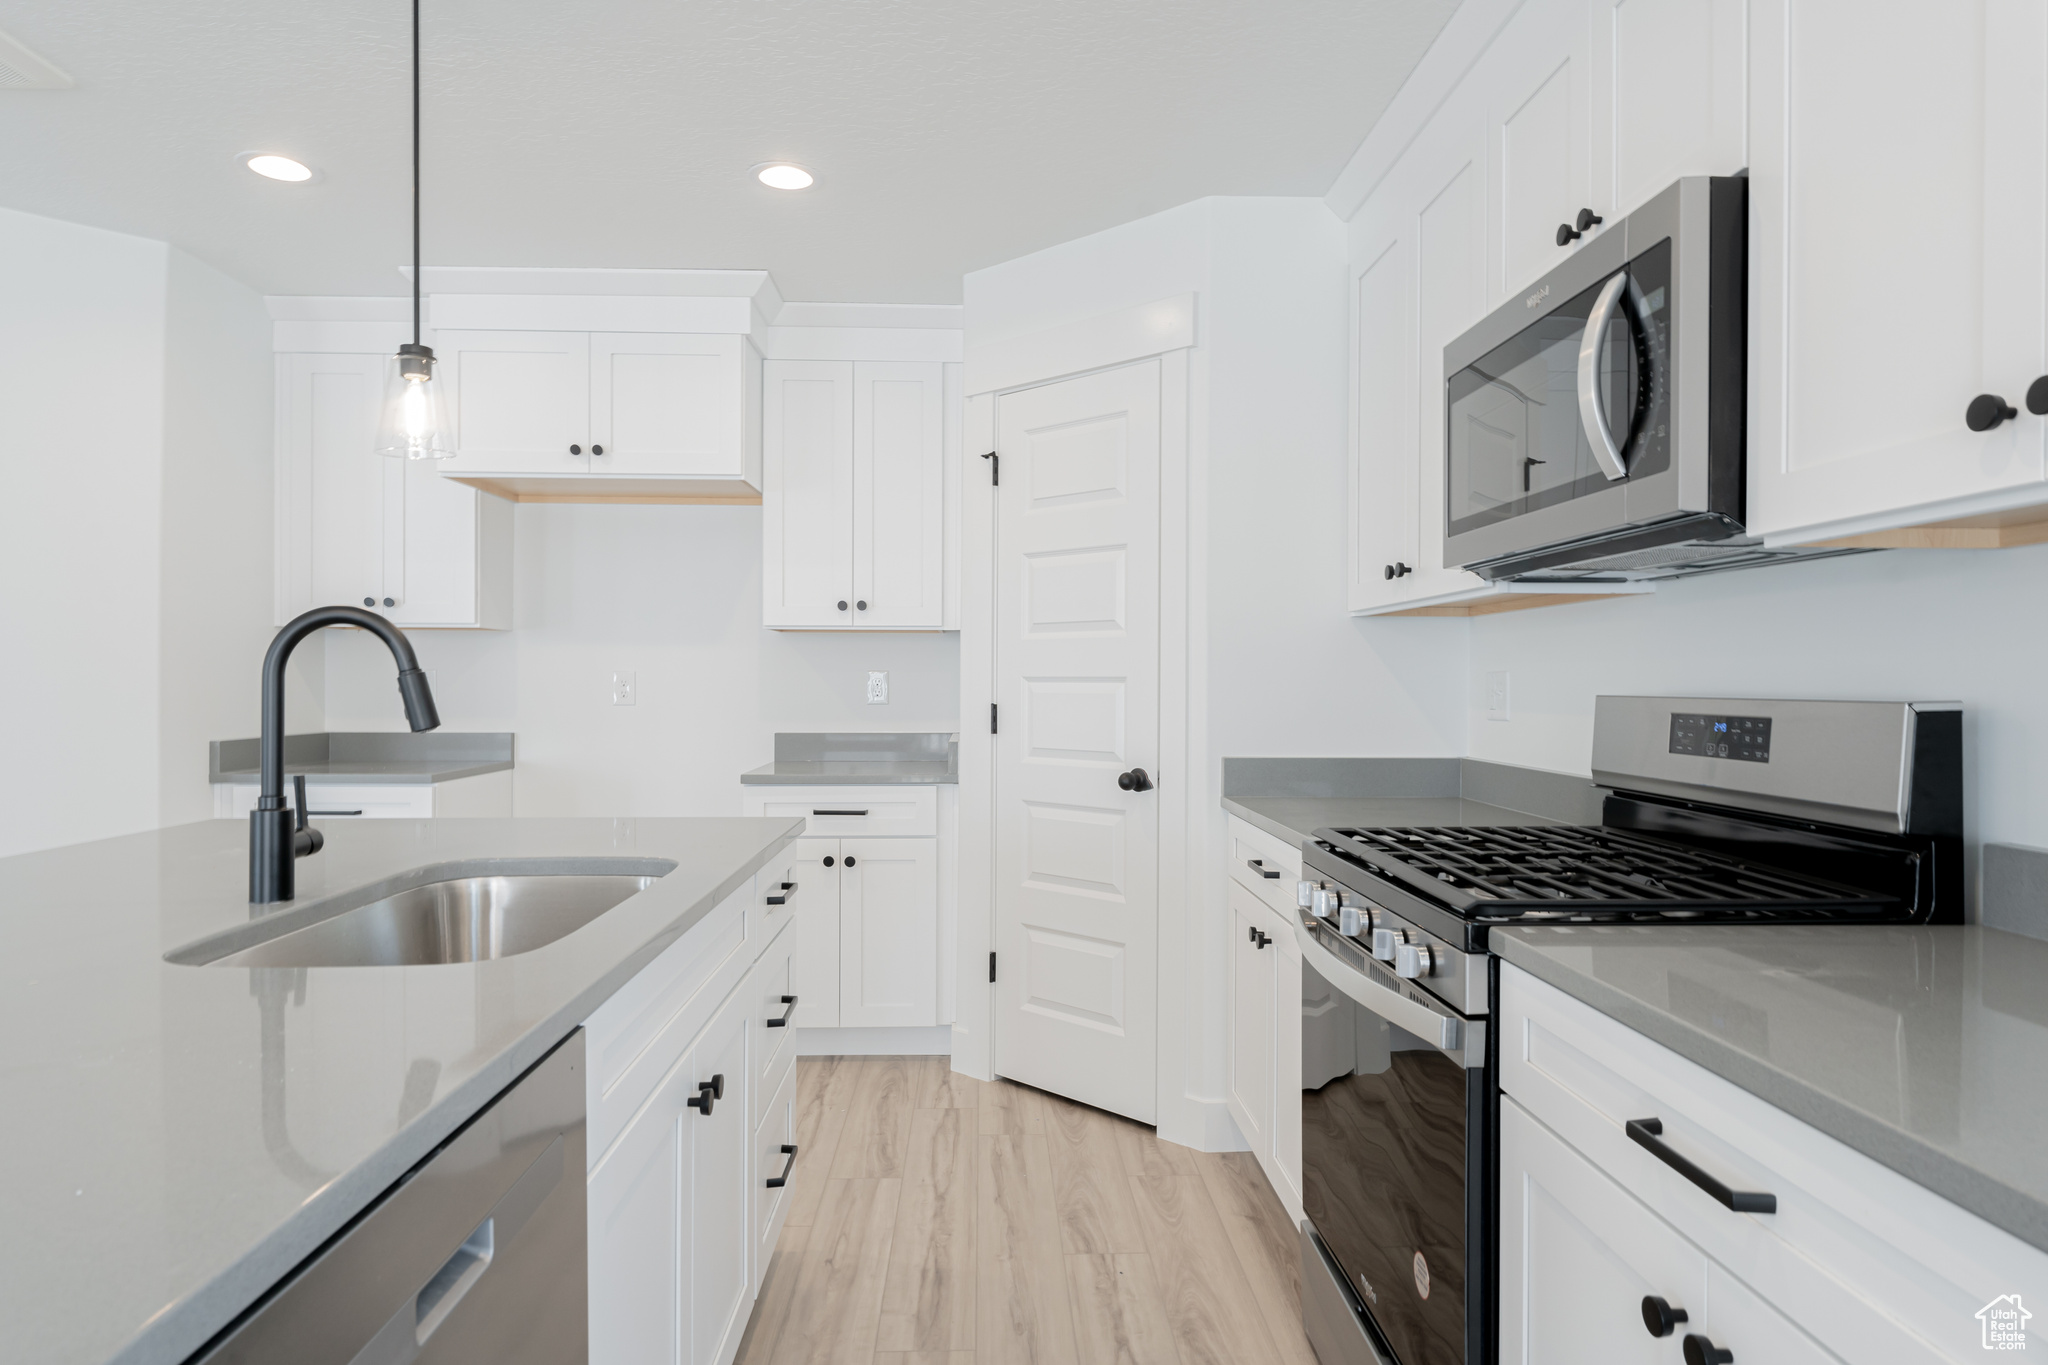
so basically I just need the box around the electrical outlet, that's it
[866,671,889,705]
[1485,670,1510,721]
[611,671,636,707]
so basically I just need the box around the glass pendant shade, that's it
[374,343,453,459]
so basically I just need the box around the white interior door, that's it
[992,359,1161,1124]
[439,330,591,475]
[762,361,854,628]
[838,837,938,1027]
[590,333,744,478]
[852,361,945,628]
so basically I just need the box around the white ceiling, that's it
[0,0,1460,303]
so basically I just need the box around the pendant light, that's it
[374,0,452,459]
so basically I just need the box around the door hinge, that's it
[989,951,997,983]
[980,450,998,485]
[990,703,998,734]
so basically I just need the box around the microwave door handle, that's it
[1577,271,1634,482]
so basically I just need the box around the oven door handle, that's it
[1577,270,1634,482]
[1295,918,1474,1064]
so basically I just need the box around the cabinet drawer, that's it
[585,883,751,1167]
[743,784,937,837]
[751,926,797,1130]
[1228,814,1302,916]
[752,1057,799,1296]
[1501,963,2048,1363]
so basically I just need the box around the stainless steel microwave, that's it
[1441,176,1846,580]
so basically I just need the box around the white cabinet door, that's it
[591,333,748,479]
[1349,218,1422,611]
[1272,936,1304,1211]
[687,990,752,1365]
[1226,881,1276,1157]
[1500,1096,1709,1365]
[838,837,938,1028]
[852,361,945,628]
[762,361,855,628]
[1484,0,1595,304]
[439,330,592,475]
[787,838,842,1028]
[1591,0,1747,222]
[1748,0,2048,538]
[589,1049,690,1365]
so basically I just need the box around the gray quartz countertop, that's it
[740,760,957,785]
[209,732,515,786]
[1495,924,2048,1253]
[0,815,802,1365]
[1221,795,1557,847]
[740,731,957,785]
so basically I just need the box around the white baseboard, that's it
[1159,1093,1250,1153]
[792,1025,953,1057]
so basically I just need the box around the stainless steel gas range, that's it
[1293,697,1964,1365]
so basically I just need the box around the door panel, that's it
[590,333,743,478]
[1489,0,1593,301]
[388,454,484,626]
[588,1057,687,1365]
[1227,882,1275,1154]
[687,992,750,1365]
[994,360,1161,1123]
[1350,229,1419,608]
[1413,109,1492,589]
[787,838,841,1029]
[1597,0,1747,218]
[762,361,854,627]
[298,354,385,615]
[852,361,944,627]
[838,838,939,1027]
[439,330,590,474]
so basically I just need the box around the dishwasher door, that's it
[196,1030,587,1365]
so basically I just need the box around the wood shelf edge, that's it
[1381,591,1642,619]
[1810,513,2048,550]
[511,492,764,506]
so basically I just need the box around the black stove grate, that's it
[1318,824,1902,919]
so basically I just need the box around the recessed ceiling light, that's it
[753,163,814,190]
[243,153,313,182]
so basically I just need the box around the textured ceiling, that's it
[0,0,1460,302]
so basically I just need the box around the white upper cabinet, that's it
[275,352,511,629]
[1748,0,2048,542]
[1486,0,1595,305]
[437,328,763,497]
[762,359,946,630]
[1592,0,1747,223]
[1348,222,1420,611]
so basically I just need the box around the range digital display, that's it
[1670,713,1771,763]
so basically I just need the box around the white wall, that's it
[323,502,960,814]
[1468,545,2048,907]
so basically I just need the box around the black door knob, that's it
[592,443,604,455]
[1682,1335,1733,1365]
[570,443,583,455]
[823,855,834,867]
[1968,394,2018,431]
[1117,767,1154,792]
[1576,207,1604,232]
[2028,376,2048,415]
[1642,1296,1690,1338]
[837,600,848,611]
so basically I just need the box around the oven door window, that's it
[1446,237,1672,538]
[1301,959,1469,1365]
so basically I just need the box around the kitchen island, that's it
[0,815,802,1365]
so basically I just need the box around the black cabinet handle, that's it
[592,443,604,455]
[1383,562,1413,580]
[765,1143,799,1188]
[2028,376,2048,415]
[1626,1118,1775,1213]
[1557,222,1581,246]
[766,881,798,906]
[1254,929,1271,949]
[1642,1295,1689,1338]
[822,855,835,867]
[1577,207,1604,232]
[382,596,395,608]
[813,809,868,816]
[1246,858,1281,880]
[856,600,867,610]
[767,993,798,1027]
[710,1073,724,1100]
[570,443,583,455]
[1557,208,1603,246]
[1117,767,1154,792]
[1968,394,2019,431]
[837,600,848,611]
[843,855,856,867]
[687,1081,715,1116]
[1682,1335,1733,1365]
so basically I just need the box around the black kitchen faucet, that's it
[250,606,439,903]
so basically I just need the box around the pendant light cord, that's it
[411,0,421,346]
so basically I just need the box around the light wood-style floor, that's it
[734,1056,1320,1365]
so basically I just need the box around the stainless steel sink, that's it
[167,858,676,968]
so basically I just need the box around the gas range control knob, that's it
[1371,925,1404,962]
[1297,879,1316,910]
[1395,941,1435,979]
[1338,903,1364,937]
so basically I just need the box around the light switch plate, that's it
[611,671,636,706]
[1485,670,1510,721]
[867,671,889,705]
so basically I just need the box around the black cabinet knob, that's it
[1383,564,1395,580]
[1967,394,2018,431]
[1557,222,1582,246]
[843,855,856,867]
[2028,376,2048,415]
[823,855,834,867]
[570,443,583,455]
[686,1080,716,1116]
[1682,1335,1733,1365]
[592,443,605,455]
[1576,207,1604,232]
[1390,562,1412,578]
[382,597,394,608]
[1642,1296,1689,1338]
[363,597,375,607]
[1117,767,1154,792]
[856,600,867,611]
[837,600,848,611]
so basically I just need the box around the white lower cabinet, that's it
[586,867,802,1365]
[1222,815,1304,1219]
[1226,880,1277,1156]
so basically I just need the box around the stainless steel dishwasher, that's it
[196,1030,587,1365]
